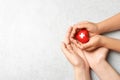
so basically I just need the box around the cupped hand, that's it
[83,47,109,69]
[80,35,103,51]
[69,21,104,51]
[61,27,89,69]
[70,21,99,45]
[61,42,85,68]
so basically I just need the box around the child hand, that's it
[69,21,104,51]
[80,35,103,51]
[70,21,100,44]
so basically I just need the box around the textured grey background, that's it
[0,0,120,80]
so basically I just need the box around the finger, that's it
[61,42,72,59]
[73,21,90,31]
[89,32,95,37]
[71,43,85,59]
[71,43,83,54]
[64,27,73,44]
[70,43,82,57]
[75,41,82,49]
[70,22,89,43]
[70,26,77,39]
[73,21,89,31]
[66,44,74,54]
[70,32,82,45]
[70,38,78,46]
[71,38,82,49]
[76,23,89,29]
[66,43,80,56]
[81,42,93,50]
[86,47,96,52]
[69,26,82,48]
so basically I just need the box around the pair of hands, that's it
[61,21,108,69]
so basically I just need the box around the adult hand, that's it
[61,42,87,68]
[62,27,89,69]
[83,47,109,69]
[84,47,120,80]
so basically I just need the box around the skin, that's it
[61,27,120,80]
[97,13,120,33]
[84,47,120,80]
[62,27,91,80]
[61,42,91,80]
[62,42,120,80]
[70,13,120,52]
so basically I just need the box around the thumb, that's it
[77,24,89,30]
[81,42,93,50]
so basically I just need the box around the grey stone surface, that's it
[0,0,120,80]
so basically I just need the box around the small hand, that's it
[80,35,103,51]
[69,21,102,51]
[70,21,99,45]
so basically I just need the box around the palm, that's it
[71,43,89,67]
[83,47,109,67]
[68,51,84,67]
[63,27,89,68]
[61,43,85,67]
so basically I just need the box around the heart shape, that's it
[75,29,89,43]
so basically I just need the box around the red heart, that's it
[75,29,89,43]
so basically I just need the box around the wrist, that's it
[74,62,90,74]
[73,60,90,71]
[91,59,106,70]
[96,22,104,34]
[95,35,104,47]
[100,35,107,47]
[74,65,90,72]
[91,59,120,80]
[74,66,91,80]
